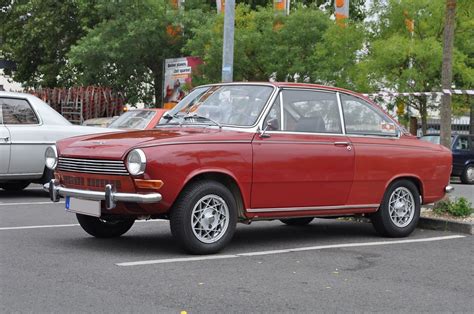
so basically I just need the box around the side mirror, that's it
[259,118,279,138]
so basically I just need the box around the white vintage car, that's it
[0,91,117,191]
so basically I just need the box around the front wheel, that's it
[76,214,135,238]
[371,180,420,237]
[170,180,237,254]
[460,165,474,184]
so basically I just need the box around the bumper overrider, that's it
[44,179,162,210]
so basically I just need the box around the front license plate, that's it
[65,196,101,217]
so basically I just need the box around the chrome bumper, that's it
[445,185,454,193]
[43,179,162,210]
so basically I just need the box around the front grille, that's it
[57,157,129,176]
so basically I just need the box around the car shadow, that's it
[0,187,49,199]
[53,219,380,257]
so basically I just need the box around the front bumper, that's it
[43,179,162,210]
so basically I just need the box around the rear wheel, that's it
[76,214,135,238]
[371,180,420,237]
[170,180,237,254]
[460,165,474,184]
[0,181,30,191]
[280,217,314,226]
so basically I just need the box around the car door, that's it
[339,93,401,206]
[1,97,45,176]
[251,89,355,210]
[452,135,472,174]
[0,106,11,174]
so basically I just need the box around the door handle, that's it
[0,137,9,142]
[334,141,352,151]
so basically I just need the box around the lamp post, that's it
[221,0,235,83]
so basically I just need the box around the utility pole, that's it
[440,0,456,148]
[222,0,235,83]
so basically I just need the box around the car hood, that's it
[57,127,255,159]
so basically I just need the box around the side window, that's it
[263,96,281,130]
[341,94,396,136]
[0,98,39,125]
[454,137,470,150]
[280,90,342,134]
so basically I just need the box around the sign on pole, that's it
[335,0,349,26]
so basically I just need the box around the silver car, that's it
[0,91,118,191]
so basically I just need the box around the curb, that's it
[418,216,473,235]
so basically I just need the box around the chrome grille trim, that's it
[57,157,128,175]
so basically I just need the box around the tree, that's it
[0,0,100,88]
[356,0,473,134]
[440,0,456,148]
[68,0,208,106]
[185,4,363,85]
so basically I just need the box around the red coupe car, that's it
[44,83,452,254]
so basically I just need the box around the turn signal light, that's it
[134,179,164,190]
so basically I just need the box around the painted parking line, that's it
[0,201,65,206]
[0,219,166,231]
[116,235,466,267]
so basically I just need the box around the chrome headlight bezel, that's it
[126,149,146,176]
[45,145,58,170]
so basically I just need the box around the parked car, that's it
[82,117,118,128]
[44,83,452,254]
[420,134,474,184]
[0,91,117,191]
[108,108,167,130]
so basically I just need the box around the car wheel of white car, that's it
[460,165,474,185]
[0,181,30,191]
[170,180,237,255]
[76,214,135,238]
[280,217,314,226]
[371,180,420,237]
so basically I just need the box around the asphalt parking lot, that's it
[1,185,473,313]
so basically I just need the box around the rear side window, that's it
[341,94,397,136]
[454,136,471,151]
[0,98,39,125]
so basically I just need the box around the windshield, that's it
[163,85,274,127]
[108,110,156,129]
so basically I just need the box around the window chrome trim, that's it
[247,204,380,213]
[336,92,346,135]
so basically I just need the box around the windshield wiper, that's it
[183,114,222,129]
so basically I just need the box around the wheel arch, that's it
[180,170,247,220]
[384,175,424,201]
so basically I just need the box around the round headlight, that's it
[126,149,146,175]
[45,146,58,170]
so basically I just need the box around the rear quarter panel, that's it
[347,136,451,205]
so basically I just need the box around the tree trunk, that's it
[469,95,474,135]
[420,98,428,135]
[153,69,164,108]
[440,0,456,148]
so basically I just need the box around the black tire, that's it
[460,165,474,184]
[0,181,30,191]
[280,217,314,226]
[371,180,420,237]
[170,180,237,255]
[41,168,54,184]
[76,214,135,238]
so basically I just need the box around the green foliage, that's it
[433,197,473,217]
[0,0,99,87]
[68,0,207,106]
[185,4,363,86]
[356,0,473,132]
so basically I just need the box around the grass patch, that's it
[433,197,473,217]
